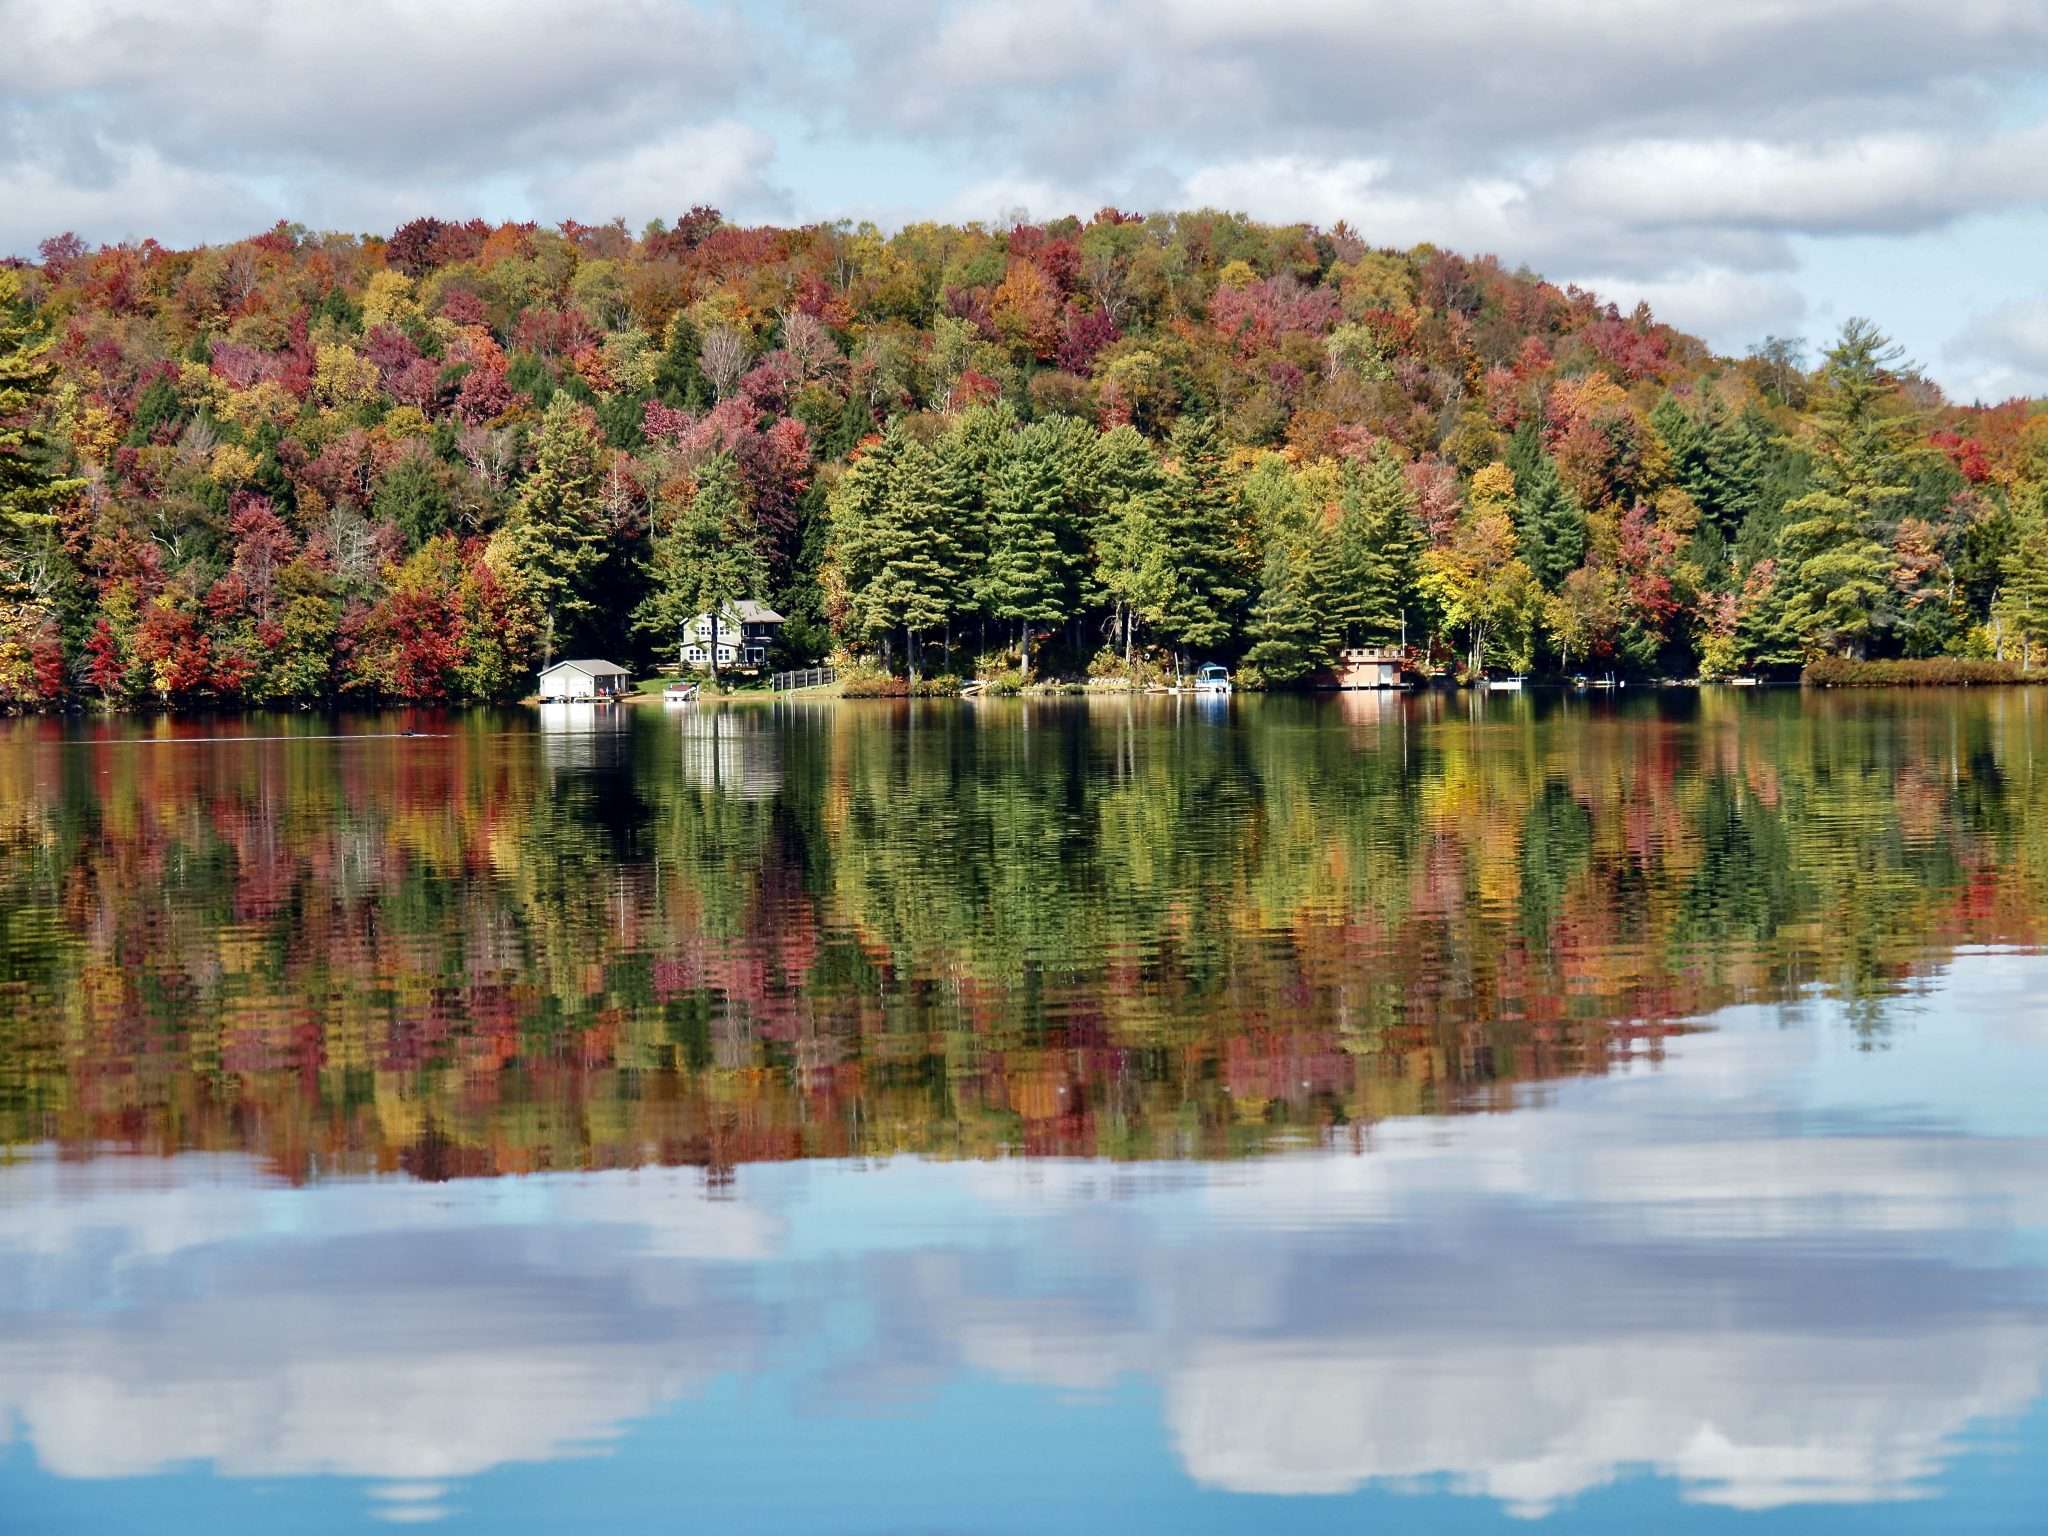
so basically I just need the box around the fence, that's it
[771,665,838,693]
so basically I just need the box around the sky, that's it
[6,0,2048,401]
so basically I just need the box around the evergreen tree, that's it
[1773,320,1913,659]
[1712,405,1772,534]
[1039,413,1102,626]
[0,271,84,594]
[1514,448,1585,591]
[1244,522,1341,682]
[1336,451,1423,644]
[1504,418,1546,491]
[1239,452,1341,682]
[1736,562,1808,673]
[634,453,763,683]
[1657,394,1768,589]
[923,428,984,666]
[1999,490,2048,669]
[372,453,453,549]
[1155,415,1249,671]
[652,314,712,412]
[823,423,900,648]
[1096,488,1175,668]
[824,388,875,460]
[0,271,83,702]
[978,421,1074,674]
[832,424,962,676]
[490,395,608,667]
[1086,425,1170,659]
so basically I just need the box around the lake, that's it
[1,688,2045,1534]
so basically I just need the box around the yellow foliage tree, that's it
[361,271,420,331]
[209,444,261,485]
[314,343,381,408]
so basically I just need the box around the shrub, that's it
[1085,646,1170,688]
[835,660,962,698]
[1802,656,2029,687]
[841,672,908,698]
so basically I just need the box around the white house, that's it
[536,658,632,700]
[681,600,785,671]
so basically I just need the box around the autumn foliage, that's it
[2,209,2046,709]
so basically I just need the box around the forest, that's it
[3,207,2048,705]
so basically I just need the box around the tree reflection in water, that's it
[1,689,2044,1178]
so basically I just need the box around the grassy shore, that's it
[1802,657,2042,687]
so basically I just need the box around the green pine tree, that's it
[1245,527,1340,682]
[1336,452,1423,644]
[1084,425,1169,656]
[836,425,963,676]
[1773,319,1914,659]
[652,314,711,411]
[978,421,1075,674]
[0,270,85,597]
[635,453,764,683]
[1999,490,2048,670]
[1513,448,1585,591]
[372,452,453,550]
[1155,415,1249,671]
[493,395,608,666]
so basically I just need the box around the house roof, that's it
[696,600,784,625]
[539,659,631,678]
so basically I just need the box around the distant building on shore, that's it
[537,659,632,700]
[682,601,785,671]
[1331,647,1409,689]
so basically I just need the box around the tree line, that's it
[2,210,2046,705]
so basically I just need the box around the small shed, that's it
[537,659,632,700]
[1335,647,1408,689]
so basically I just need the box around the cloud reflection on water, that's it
[0,964,2043,1526]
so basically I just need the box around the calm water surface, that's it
[1,690,2045,1533]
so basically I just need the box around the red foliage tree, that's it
[1056,305,1119,375]
[454,365,516,423]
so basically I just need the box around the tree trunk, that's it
[709,612,720,685]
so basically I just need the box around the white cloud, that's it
[0,143,278,254]
[1166,1324,2045,1512]
[1946,293,2048,401]
[1550,128,2048,234]
[529,119,791,231]
[0,0,768,249]
[1563,268,1810,353]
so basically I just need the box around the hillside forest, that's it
[4,208,2048,705]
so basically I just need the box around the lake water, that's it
[1,689,2045,1534]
